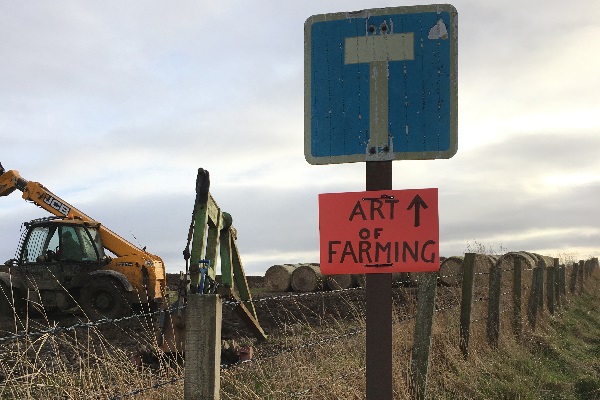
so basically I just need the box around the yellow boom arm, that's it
[0,165,161,262]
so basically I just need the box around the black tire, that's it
[80,279,131,320]
[0,283,21,320]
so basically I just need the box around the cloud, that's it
[1,0,599,275]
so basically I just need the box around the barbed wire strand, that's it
[0,285,369,345]
[224,311,419,374]
[222,286,366,307]
[0,305,185,345]
[0,278,495,347]
[0,272,539,347]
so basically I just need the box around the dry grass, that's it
[0,314,183,399]
[1,260,598,399]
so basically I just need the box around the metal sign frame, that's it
[304,4,458,165]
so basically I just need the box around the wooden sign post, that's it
[365,161,393,400]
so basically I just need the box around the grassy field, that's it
[0,268,598,399]
[425,287,600,399]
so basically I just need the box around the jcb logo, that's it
[43,194,71,216]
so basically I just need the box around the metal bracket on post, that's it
[199,260,210,294]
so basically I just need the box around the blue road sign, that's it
[304,5,458,165]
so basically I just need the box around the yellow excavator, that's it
[1,162,265,350]
[0,162,166,318]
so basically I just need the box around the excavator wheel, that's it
[80,279,131,320]
[0,283,21,320]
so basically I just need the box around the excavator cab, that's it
[18,218,107,265]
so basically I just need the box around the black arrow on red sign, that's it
[407,194,428,227]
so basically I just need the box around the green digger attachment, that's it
[185,168,266,341]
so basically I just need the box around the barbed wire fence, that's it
[0,254,598,399]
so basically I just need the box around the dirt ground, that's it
[0,273,419,340]
[0,273,420,378]
[166,273,372,339]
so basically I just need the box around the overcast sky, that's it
[1,0,599,275]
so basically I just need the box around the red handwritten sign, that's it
[319,189,439,274]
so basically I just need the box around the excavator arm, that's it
[0,164,25,197]
[1,163,153,259]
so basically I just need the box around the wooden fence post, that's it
[185,294,222,400]
[460,253,476,359]
[512,256,522,340]
[487,262,501,348]
[410,272,438,400]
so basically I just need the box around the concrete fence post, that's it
[578,260,585,292]
[460,253,476,359]
[410,272,438,400]
[589,258,599,276]
[559,264,566,302]
[527,261,544,330]
[569,263,578,295]
[487,262,501,349]
[584,259,592,277]
[537,260,545,314]
[184,294,222,400]
[553,259,561,310]
[546,266,555,315]
[512,256,522,340]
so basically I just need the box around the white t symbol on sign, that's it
[345,24,414,160]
